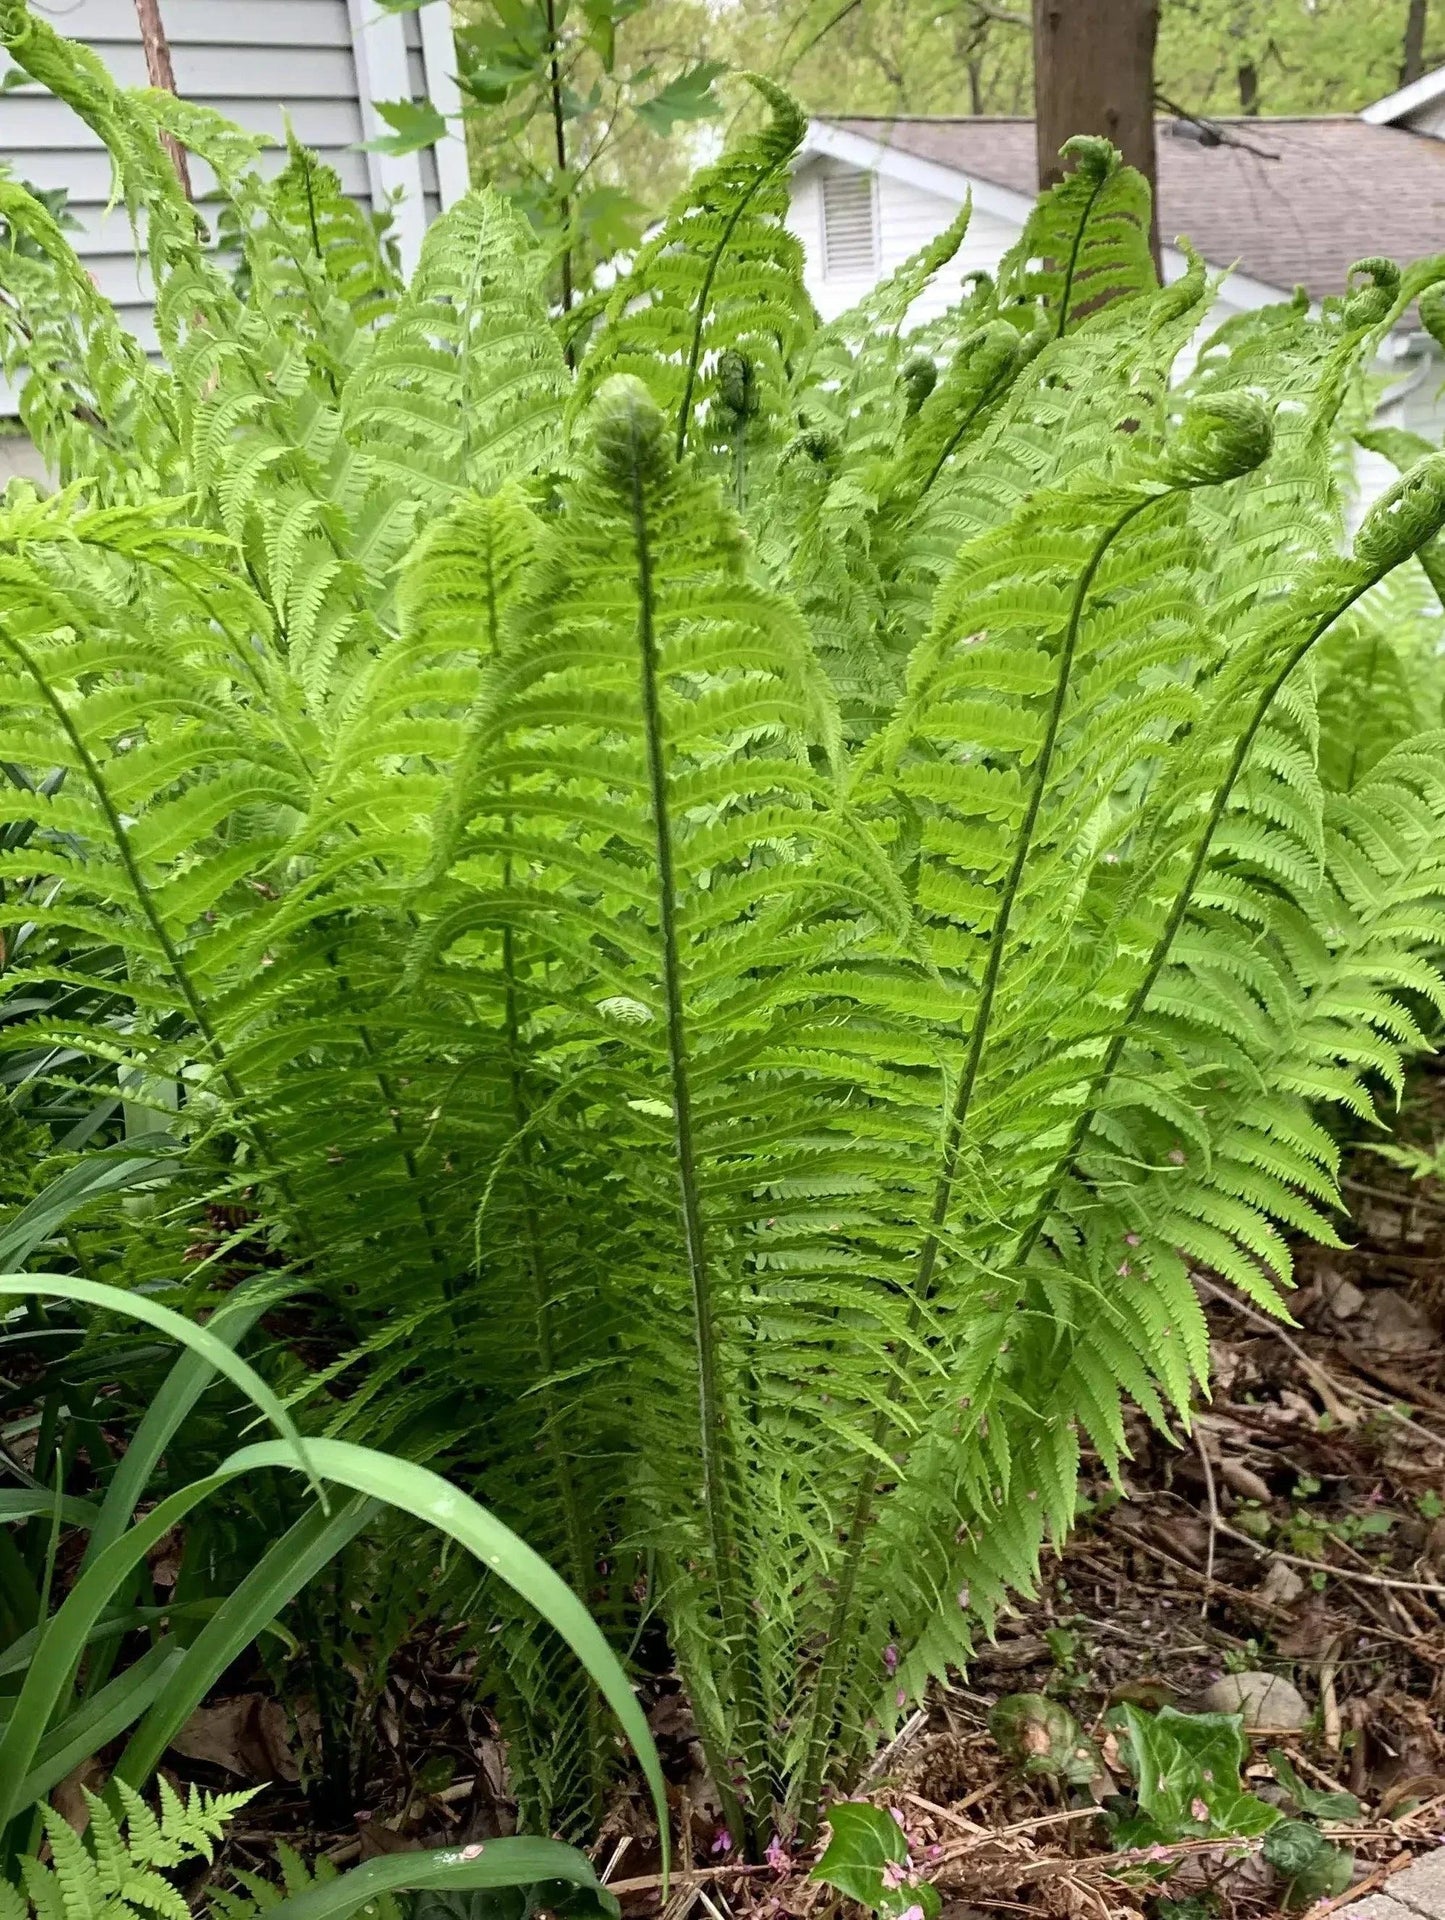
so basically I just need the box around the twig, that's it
[1194,1277,1358,1424]
[859,1705,930,1787]
[1298,1849,1412,1920]
[609,1867,775,1896]
[941,1806,1102,1854]
[1214,1519,1445,1597]
[901,1790,989,1836]
[131,0,194,198]
[1341,1175,1445,1218]
[1319,1635,1343,1751]
[1195,1428,1220,1619]
[599,1836,633,1884]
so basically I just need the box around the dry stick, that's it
[1195,1275,1445,1448]
[1319,1634,1343,1751]
[1214,1519,1445,1599]
[1195,1426,1220,1620]
[132,0,193,199]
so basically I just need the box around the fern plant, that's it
[1,1780,254,1920]
[2,0,1445,1853]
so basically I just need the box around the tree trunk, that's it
[1032,0,1160,266]
[132,0,193,199]
[1237,59,1259,114]
[1401,0,1429,85]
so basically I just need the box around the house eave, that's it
[798,118,1294,313]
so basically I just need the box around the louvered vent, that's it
[821,169,878,277]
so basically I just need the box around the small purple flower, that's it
[883,1643,899,1674]
[898,1905,926,1920]
[765,1835,791,1874]
[882,1861,908,1891]
[1125,1232,1141,1247]
[711,1827,732,1856]
[896,1686,907,1707]
[889,1807,907,1830]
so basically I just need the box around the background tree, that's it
[1032,0,1159,261]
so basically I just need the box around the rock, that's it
[1195,1671,1310,1730]
[1322,1273,1367,1321]
[1386,1845,1445,1914]
[1358,1289,1438,1355]
[1258,1557,1306,1608]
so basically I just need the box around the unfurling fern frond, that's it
[575,76,811,461]
[998,135,1156,333]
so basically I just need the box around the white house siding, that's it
[790,154,1018,323]
[0,0,464,407]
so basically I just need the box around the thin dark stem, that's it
[794,491,1155,1840]
[1055,166,1110,338]
[543,0,574,338]
[626,456,765,1845]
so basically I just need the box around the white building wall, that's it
[790,155,1019,324]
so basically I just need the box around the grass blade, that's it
[263,1837,621,1920]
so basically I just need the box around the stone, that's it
[1323,1273,1367,1321]
[1258,1556,1306,1607]
[1387,1847,1445,1917]
[1194,1670,1310,1729]
[1359,1289,1438,1355]
[1335,1897,1418,1920]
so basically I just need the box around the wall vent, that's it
[821,168,878,277]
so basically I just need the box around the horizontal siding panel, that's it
[7,143,371,202]
[1,84,361,147]
[5,0,352,47]
[2,44,356,97]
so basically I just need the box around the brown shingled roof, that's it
[824,115,1445,304]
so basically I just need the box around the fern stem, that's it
[675,173,782,462]
[1012,580,1374,1267]
[625,455,771,1844]
[794,492,1154,1841]
[1054,167,1110,338]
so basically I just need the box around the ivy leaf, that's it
[1267,1750,1362,1823]
[634,61,727,136]
[363,97,449,155]
[1122,1707,1281,1842]
[811,1804,940,1920]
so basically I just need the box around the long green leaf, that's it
[0,1275,315,1496]
[0,1135,178,1269]
[265,1838,621,1920]
[16,1640,182,1807]
[221,1440,669,1868]
[80,1284,275,1571]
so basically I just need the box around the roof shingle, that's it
[824,115,1445,304]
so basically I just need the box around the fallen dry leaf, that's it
[169,1695,298,1782]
